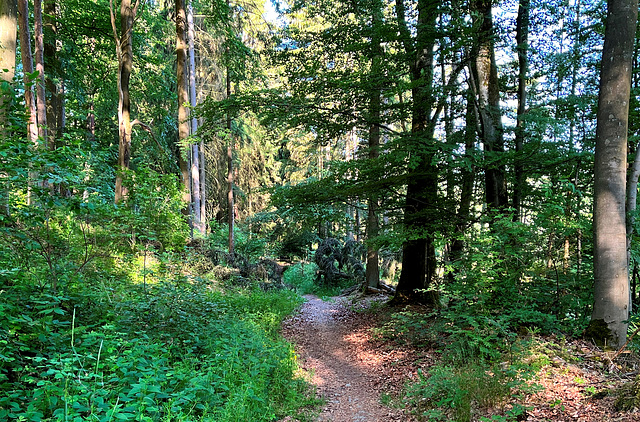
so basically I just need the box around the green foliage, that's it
[283,261,351,297]
[404,364,525,422]
[0,273,313,422]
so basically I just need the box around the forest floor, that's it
[281,293,640,422]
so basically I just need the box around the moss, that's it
[614,376,640,411]
[583,319,613,349]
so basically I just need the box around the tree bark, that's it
[176,0,191,215]
[393,0,439,304]
[590,0,638,349]
[470,0,507,213]
[226,64,234,255]
[17,0,37,144]
[33,0,46,142]
[513,0,529,221]
[111,0,139,203]
[44,0,60,150]
[365,0,382,289]
[0,0,17,127]
[187,0,203,235]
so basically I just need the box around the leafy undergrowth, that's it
[0,272,317,421]
[362,302,640,422]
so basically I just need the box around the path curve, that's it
[282,295,413,422]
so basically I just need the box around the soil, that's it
[281,293,640,422]
[281,294,425,422]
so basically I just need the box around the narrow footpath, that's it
[282,295,421,422]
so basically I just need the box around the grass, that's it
[0,257,317,422]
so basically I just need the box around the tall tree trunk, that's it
[513,0,529,221]
[33,0,46,142]
[18,0,37,144]
[471,0,507,213]
[365,0,382,289]
[44,0,60,150]
[111,0,139,203]
[449,91,477,279]
[226,64,234,255]
[187,1,203,235]
[589,0,638,349]
[393,0,439,304]
[175,0,191,213]
[0,0,17,127]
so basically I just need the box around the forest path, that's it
[282,294,420,422]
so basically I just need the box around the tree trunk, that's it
[0,0,17,127]
[449,91,477,279]
[175,0,191,213]
[513,0,529,221]
[17,0,37,144]
[44,0,60,150]
[226,64,234,255]
[112,0,139,203]
[471,0,507,213]
[365,0,382,289]
[393,0,439,305]
[33,0,46,142]
[187,1,203,235]
[589,0,638,349]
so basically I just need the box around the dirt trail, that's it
[282,295,415,422]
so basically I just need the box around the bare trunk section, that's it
[111,0,139,203]
[365,0,382,289]
[513,0,529,221]
[393,0,439,305]
[0,0,17,129]
[471,0,507,213]
[589,0,637,349]
[44,0,61,150]
[226,64,234,255]
[33,0,46,142]
[176,0,191,214]
[18,0,37,144]
[187,1,204,235]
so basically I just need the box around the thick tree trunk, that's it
[0,0,17,126]
[513,0,529,221]
[589,0,638,349]
[365,0,382,289]
[471,0,507,213]
[176,0,191,214]
[17,0,37,144]
[33,0,46,142]
[393,0,439,304]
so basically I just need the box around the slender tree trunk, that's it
[513,0,529,221]
[33,0,46,142]
[175,0,191,213]
[449,91,477,279]
[226,64,234,255]
[44,0,59,150]
[627,139,640,268]
[18,0,37,144]
[589,0,638,349]
[187,1,203,235]
[471,0,507,213]
[111,0,139,203]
